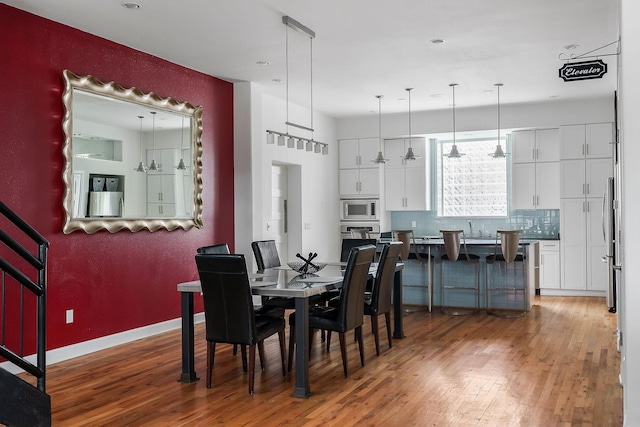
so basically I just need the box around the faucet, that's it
[467,220,473,237]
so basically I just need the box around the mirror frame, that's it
[61,70,204,234]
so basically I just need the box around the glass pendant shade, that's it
[488,83,508,159]
[134,115,147,172]
[445,83,465,158]
[297,138,304,149]
[371,95,388,164]
[277,134,286,146]
[148,111,158,171]
[266,132,275,144]
[176,116,188,170]
[404,88,421,161]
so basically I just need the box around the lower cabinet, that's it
[559,198,607,293]
[539,240,560,291]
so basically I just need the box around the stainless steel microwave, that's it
[340,199,379,221]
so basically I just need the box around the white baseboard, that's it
[0,313,205,375]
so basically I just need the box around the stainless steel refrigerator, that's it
[603,176,617,312]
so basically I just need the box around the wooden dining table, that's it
[176,262,404,398]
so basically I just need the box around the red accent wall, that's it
[0,5,234,352]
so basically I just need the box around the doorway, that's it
[272,165,288,262]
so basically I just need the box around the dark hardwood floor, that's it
[23,296,622,426]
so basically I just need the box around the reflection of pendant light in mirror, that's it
[489,83,508,159]
[445,83,464,158]
[148,111,158,171]
[176,116,187,170]
[134,115,147,172]
[371,95,389,164]
[404,88,421,161]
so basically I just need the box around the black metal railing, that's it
[0,201,49,392]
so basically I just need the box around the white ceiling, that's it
[4,0,619,119]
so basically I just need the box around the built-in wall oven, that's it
[340,199,379,221]
[340,222,381,239]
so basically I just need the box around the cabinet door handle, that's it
[586,183,590,195]
[582,145,585,156]
[158,192,162,201]
[533,195,536,206]
[586,144,589,156]
[582,183,586,195]
[159,205,163,215]
[536,148,539,159]
[532,148,535,159]
[536,195,539,206]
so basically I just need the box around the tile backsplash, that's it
[390,209,560,239]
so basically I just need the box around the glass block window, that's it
[437,138,507,217]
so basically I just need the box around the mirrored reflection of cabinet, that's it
[146,149,185,217]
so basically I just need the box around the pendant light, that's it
[404,88,421,161]
[371,95,389,164]
[176,115,187,170]
[134,115,147,172]
[489,83,508,158]
[445,83,464,158]
[148,111,158,171]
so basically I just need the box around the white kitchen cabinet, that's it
[339,138,380,197]
[559,158,613,199]
[339,138,380,169]
[511,128,559,163]
[539,240,560,290]
[146,149,179,217]
[383,138,426,168]
[339,168,380,197]
[559,123,613,160]
[384,138,429,211]
[560,198,607,292]
[512,162,559,209]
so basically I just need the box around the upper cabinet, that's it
[384,138,429,211]
[511,129,560,210]
[339,138,381,198]
[511,128,559,163]
[559,123,613,160]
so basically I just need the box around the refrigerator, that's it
[602,176,617,312]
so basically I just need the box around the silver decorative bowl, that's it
[287,261,326,274]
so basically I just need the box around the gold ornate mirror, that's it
[61,70,203,233]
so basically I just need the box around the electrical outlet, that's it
[304,223,311,230]
[66,309,74,324]
[411,221,417,228]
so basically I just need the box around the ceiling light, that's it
[122,3,141,9]
[148,111,159,171]
[430,39,445,44]
[404,88,421,161]
[134,115,147,172]
[256,60,270,65]
[564,44,580,50]
[371,95,389,164]
[444,84,464,158]
[489,83,508,159]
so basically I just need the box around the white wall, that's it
[620,1,640,425]
[337,96,614,140]
[234,82,341,266]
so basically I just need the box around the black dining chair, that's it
[196,243,230,254]
[195,253,287,395]
[288,244,376,377]
[364,241,403,356]
[340,238,378,263]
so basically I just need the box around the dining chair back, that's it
[340,238,377,262]
[195,253,286,394]
[197,243,230,254]
[365,241,403,355]
[288,244,376,377]
[251,240,281,270]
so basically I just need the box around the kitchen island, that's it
[394,237,540,312]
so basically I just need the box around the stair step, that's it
[0,367,51,427]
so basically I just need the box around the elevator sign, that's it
[559,60,608,82]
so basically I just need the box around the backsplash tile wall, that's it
[390,209,560,239]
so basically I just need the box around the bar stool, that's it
[439,229,480,315]
[485,230,527,318]
[393,230,433,312]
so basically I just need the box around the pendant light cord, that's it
[496,83,502,146]
[407,88,413,148]
[377,95,383,150]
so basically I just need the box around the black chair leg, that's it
[206,341,215,388]
[233,344,238,355]
[258,341,266,371]
[241,345,248,373]
[371,314,380,356]
[356,325,365,367]
[278,330,287,377]
[384,311,393,350]
[326,330,332,351]
[248,343,256,395]
[338,332,348,377]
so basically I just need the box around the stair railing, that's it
[0,201,49,392]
